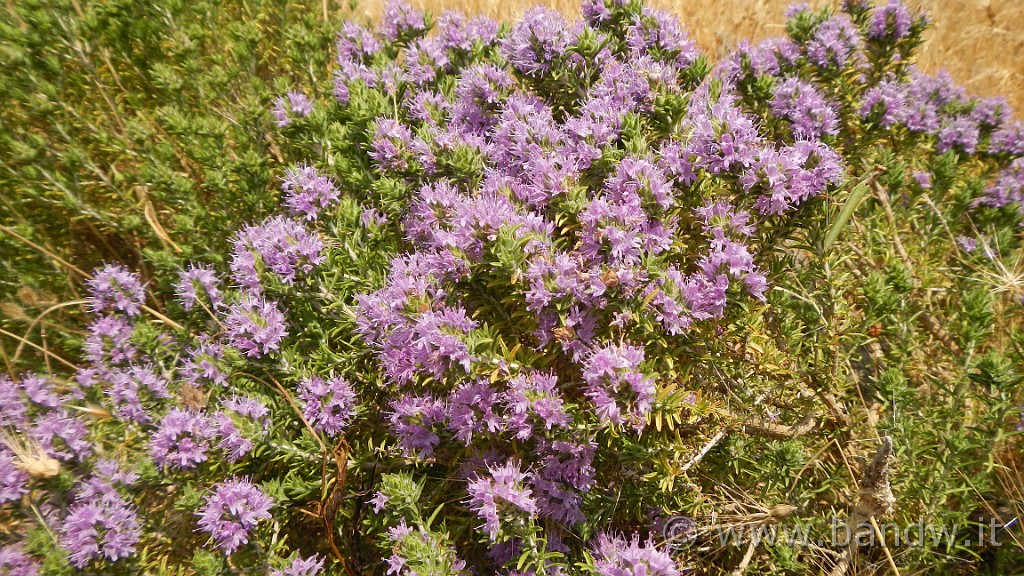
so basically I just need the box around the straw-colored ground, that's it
[354,0,1024,114]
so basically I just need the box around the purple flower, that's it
[212,412,253,462]
[501,7,569,77]
[447,380,502,444]
[272,92,313,128]
[333,75,350,105]
[466,460,538,541]
[991,121,1024,156]
[383,521,469,575]
[337,21,380,62]
[0,544,39,576]
[149,408,217,469]
[230,216,324,291]
[21,374,61,408]
[868,0,913,40]
[273,555,324,576]
[196,477,274,554]
[581,0,615,25]
[582,342,655,429]
[87,264,145,317]
[406,90,449,125]
[936,115,980,154]
[903,70,967,133]
[971,97,1011,129]
[626,8,701,69]
[297,375,358,437]
[30,410,92,461]
[0,376,28,428]
[388,395,446,458]
[578,194,651,266]
[860,79,906,128]
[957,235,978,253]
[977,157,1024,219]
[282,165,340,221]
[180,337,230,388]
[369,119,416,172]
[175,264,223,311]
[504,371,571,438]
[682,89,763,177]
[0,449,29,503]
[84,314,137,368]
[745,141,845,215]
[913,171,932,189]
[605,156,674,210]
[221,394,270,424]
[805,14,862,70]
[451,64,515,134]
[61,493,142,568]
[224,295,289,357]
[75,459,138,502]
[696,200,756,237]
[718,37,800,82]
[437,11,498,52]
[378,0,428,42]
[771,77,839,139]
[370,491,389,513]
[404,36,450,85]
[531,439,596,524]
[360,208,388,229]
[106,364,171,424]
[591,533,680,576]
[355,255,478,386]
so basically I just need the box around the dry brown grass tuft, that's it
[352,0,1024,113]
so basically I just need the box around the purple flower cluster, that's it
[196,477,274,554]
[179,337,230,388]
[379,0,428,42]
[175,263,223,311]
[500,7,570,77]
[369,119,417,172]
[338,3,789,563]
[771,77,839,139]
[355,254,477,387]
[75,459,139,502]
[105,364,171,423]
[868,0,914,40]
[805,13,863,70]
[978,158,1024,218]
[282,165,340,221]
[60,492,141,568]
[272,91,313,128]
[29,409,91,461]
[230,215,324,291]
[149,408,218,469]
[466,460,538,541]
[83,314,136,367]
[0,545,39,576]
[297,375,357,437]
[859,79,906,128]
[224,294,288,357]
[383,520,469,575]
[272,555,324,576]
[0,449,29,503]
[591,533,680,576]
[582,343,655,429]
[87,264,146,316]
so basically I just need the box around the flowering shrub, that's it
[1,0,1024,574]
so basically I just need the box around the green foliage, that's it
[0,0,337,369]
